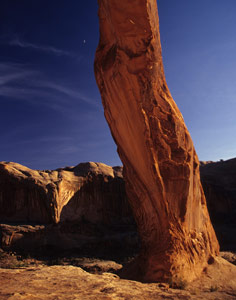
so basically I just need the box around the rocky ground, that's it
[0,249,236,300]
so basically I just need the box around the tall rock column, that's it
[94,0,219,283]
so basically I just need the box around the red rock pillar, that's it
[94,0,219,283]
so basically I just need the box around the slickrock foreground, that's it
[94,0,219,282]
[0,257,236,300]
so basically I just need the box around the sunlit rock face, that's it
[0,162,131,225]
[94,0,219,282]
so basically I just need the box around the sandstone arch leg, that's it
[94,0,219,283]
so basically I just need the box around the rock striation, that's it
[94,0,219,282]
[0,158,235,255]
[0,161,136,255]
[0,161,131,225]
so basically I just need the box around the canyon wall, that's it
[200,159,236,251]
[0,161,131,226]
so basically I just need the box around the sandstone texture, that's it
[0,161,130,225]
[0,161,137,257]
[0,257,236,300]
[1,158,235,258]
[94,0,219,282]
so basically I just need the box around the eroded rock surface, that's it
[94,0,219,282]
[0,257,236,300]
[1,158,235,256]
[0,161,131,225]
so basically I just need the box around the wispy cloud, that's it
[0,71,34,85]
[0,62,37,84]
[0,63,53,102]
[0,34,82,61]
[0,62,100,112]
[7,36,76,58]
[34,81,101,108]
[0,86,50,100]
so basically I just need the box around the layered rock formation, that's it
[1,158,235,255]
[200,158,236,224]
[200,158,236,251]
[0,161,131,225]
[0,161,136,255]
[94,0,219,282]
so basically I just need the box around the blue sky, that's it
[0,0,236,170]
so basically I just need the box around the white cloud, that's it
[0,72,34,85]
[0,62,37,85]
[36,81,101,108]
[8,37,76,58]
[0,62,101,112]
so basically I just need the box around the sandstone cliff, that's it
[200,158,236,224]
[0,159,235,255]
[200,158,236,251]
[94,0,219,282]
[0,161,131,225]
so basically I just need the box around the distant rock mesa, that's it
[94,0,219,282]
[0,161,130,225]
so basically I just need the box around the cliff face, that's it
[200,159,236,251]
[200,158,236,224]
[0,161,131,226]
[94,0,219,282]
[0,159,235,257]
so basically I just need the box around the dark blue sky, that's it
[0,0,236,170]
